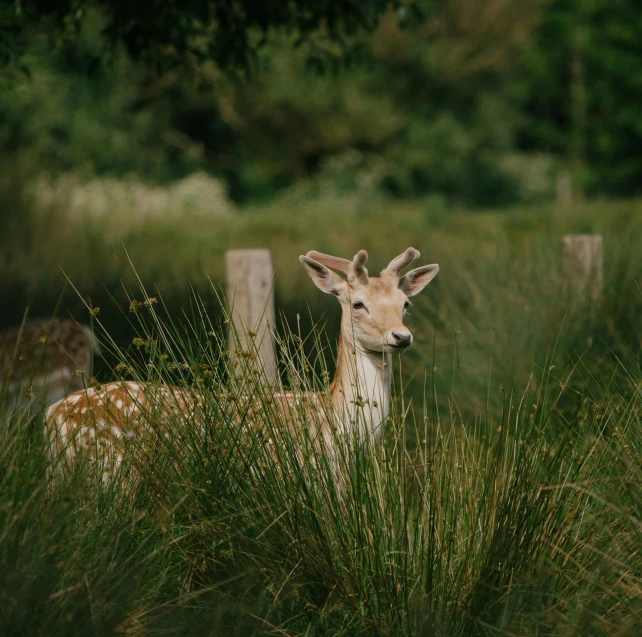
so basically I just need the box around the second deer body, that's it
[1,318,100,414]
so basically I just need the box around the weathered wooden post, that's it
[225,249,278,383]
[562,234,604,304]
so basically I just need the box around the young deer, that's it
[299,247,439,441]
[44,248,438,479]
[1,317,101,414]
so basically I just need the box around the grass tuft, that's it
[2,274,642,635]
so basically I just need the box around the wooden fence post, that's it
[562,234,604,304]
[225,249,278,383]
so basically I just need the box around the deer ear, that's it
[299,256,346,297]
[399,264,439,297]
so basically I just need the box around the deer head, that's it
[299,248,439,354]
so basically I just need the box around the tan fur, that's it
[44,248,438,480]
[45,380,331,481]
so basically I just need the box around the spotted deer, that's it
[1,318,101,414]
[45,248,439,479]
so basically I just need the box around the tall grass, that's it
[2,277,641,635]
[2,177,641,412]
[2,177,642,633]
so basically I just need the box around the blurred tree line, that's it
[1,0,641,208]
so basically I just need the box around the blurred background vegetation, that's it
[1,0,641,401]
[3,0,642,203]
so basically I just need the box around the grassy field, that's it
[1,190,642,634]
[2,186,642,408]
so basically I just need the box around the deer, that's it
[1,317,101,416]
[44,248,439,481]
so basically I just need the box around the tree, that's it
[514,0,642,198]
[1,0,414,79]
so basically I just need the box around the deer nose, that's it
[391,331,412,348]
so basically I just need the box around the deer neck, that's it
[329,331,391,440]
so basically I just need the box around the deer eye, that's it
[403,300,410,310]
[352,301,365,310]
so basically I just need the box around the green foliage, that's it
[2,276,642,634]
[1,0,409,76]
[4,0,642,204]
[514,0,642,196]
[0,10,203,183]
